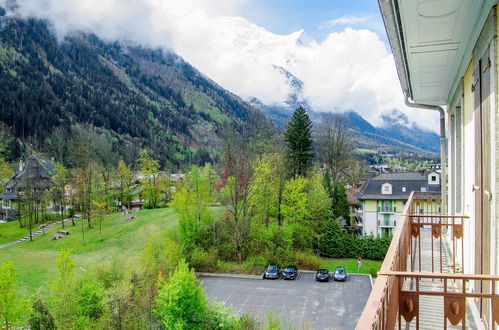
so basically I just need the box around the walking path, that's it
[0,217,77,249]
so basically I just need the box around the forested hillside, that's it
[0,9,274,168]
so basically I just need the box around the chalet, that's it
[0,155,54,221]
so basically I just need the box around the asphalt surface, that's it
[200,272,372,330]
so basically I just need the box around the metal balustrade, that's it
[355,192,496,330]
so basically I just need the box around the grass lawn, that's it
[0,220,33,245]
[0,208,178,298]
[320,258,383,276]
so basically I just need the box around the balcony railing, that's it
[355,192,498,329]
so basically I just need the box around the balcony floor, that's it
[399,229,481,330]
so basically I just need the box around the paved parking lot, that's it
[200,272,372,329]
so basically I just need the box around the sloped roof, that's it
[356,172,440,201]
[3,155,54,192]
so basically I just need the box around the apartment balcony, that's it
[379,209,397,215]
[356,192,498,329]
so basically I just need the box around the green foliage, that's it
[235,313,260,330]
[93,256,126,290]
[264,312,281,330]
[114,160,134,208]
[0,261,27,328]
[284,106,314,178]
[251,153,285,225]
[138,149,161,209]
[28,294,56,330]
[319,258,382,276]
[0,19,273,168]
[320,219,391,260]
[140,233,182,282]
[294,252,322,270]
[0,157,13,191]
[102,279,133,329]
[76,279,104,319]
[188,247,218,272]
[323,173,350,228]
[154,259,208,329]
[50,249,78,328]
[153,259,244,329]
[281,176,308,223]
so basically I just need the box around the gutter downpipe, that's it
[404,96,447,214]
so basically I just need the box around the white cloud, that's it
[321,15,369,28]
[1,0,439,132]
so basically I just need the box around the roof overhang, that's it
[378,0,497,106]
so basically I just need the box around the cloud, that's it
[0,0,439,132]
[320,15,369,28]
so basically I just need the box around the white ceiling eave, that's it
[379,0,497,106]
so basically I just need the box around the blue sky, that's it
[240,0,387,43]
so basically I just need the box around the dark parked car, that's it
[333,266,347,281]
[282,265,298,280]
[263,263,280,279]
[315,269,330,282]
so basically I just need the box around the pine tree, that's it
[284,106,314,178]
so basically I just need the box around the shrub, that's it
[295,252,321,270]
[246,256,268,269]
[236,314,260,330]
[320,218,391,260]
[76,280,104,319]
[93,256,125,289]
[28,294,56,330]
[188,247,218,271]
[154,260,208,329]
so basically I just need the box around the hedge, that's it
[319,219,391,260]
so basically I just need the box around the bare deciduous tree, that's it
[316,114,353,182]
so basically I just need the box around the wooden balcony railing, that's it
[355,191,488,330]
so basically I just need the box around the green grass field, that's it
[0,208,178,298]
[0,220,32,245]
[320,258,382,276]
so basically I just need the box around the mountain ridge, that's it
[0,12,274,167]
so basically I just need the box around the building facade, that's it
[0,154,54,221]
[357,1,499,328]
[356,172,441,236]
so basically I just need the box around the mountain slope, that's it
[0,12,273,167]
[252,65,439,154]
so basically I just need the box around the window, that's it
[431,175,437,182]
[402,187,406,192]
[381,183,392,195]
[421,187,427,192]
[383,201,391,212]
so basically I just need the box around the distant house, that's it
[355,172,441,236]
[0,155,54,221]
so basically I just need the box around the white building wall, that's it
[462,64,476,276]
[361,211,378,236]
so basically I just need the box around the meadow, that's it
[0,207,382,298]
[0,208,177,297]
